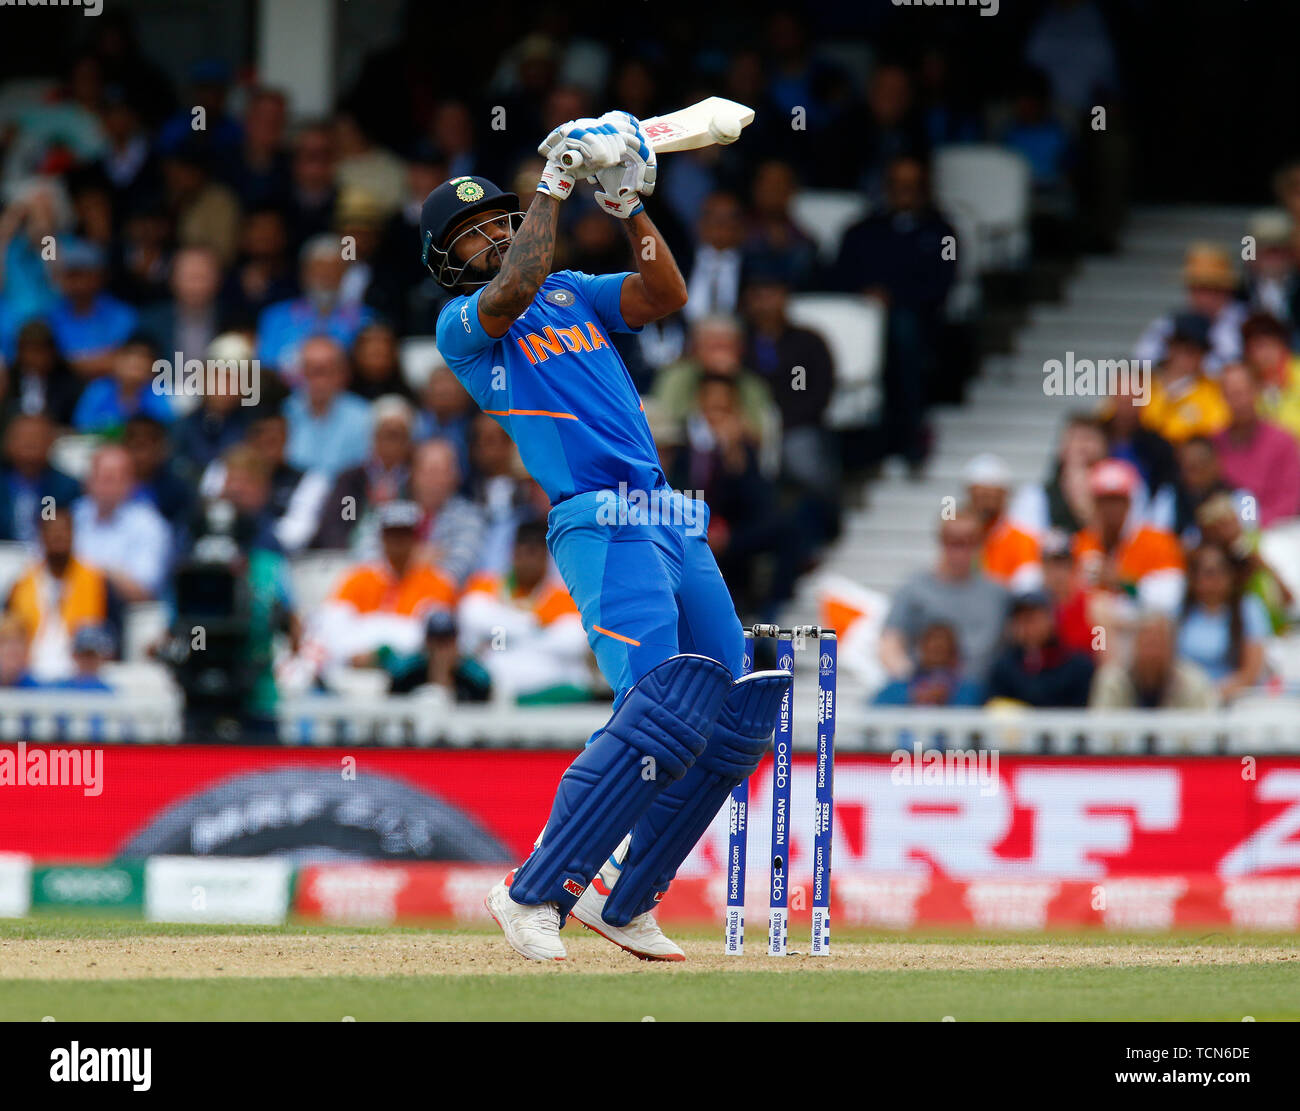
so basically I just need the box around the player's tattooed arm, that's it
[477,195,561,338]
[619,210,688,328]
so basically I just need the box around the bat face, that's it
[641,97,755,154]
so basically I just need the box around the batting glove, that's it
[598,110,657,197]
[537,119,625,181]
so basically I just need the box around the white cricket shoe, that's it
[485,875,566,962]
[570,854,685,962]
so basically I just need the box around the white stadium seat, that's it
[400,336,446,393]
[791,190,869,264]
[932,144,1031,272]
[786,292,885,429]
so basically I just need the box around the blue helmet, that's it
[419,175,522,291]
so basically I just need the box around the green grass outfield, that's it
[2,917,1298,1021]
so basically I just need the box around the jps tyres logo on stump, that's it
[453,178,485,203]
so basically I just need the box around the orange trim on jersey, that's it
[593,625,641,647]
[482,408,580,420]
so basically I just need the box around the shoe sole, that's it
[569,912,686,962]
[485,892,566,962]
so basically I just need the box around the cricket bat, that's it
[559,97,754,170]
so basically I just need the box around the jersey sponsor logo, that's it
[460,302,471,334]
[514,323,610,365]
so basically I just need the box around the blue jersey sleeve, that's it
[564,271,640,335]
[436,290,495,362]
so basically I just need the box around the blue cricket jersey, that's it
[435,271,665,505]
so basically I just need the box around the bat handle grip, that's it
[560,150,582,171]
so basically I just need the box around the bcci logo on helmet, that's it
[454,178,486,203]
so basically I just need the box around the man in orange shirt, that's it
[309,500,458,690]
[1072,459,1186,613]
[964,452,1042,592]
[459,521,593,701]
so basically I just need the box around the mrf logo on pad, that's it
[563,879,586,898]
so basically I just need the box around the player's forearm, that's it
[624,211,687,313]
[480,195,560,319]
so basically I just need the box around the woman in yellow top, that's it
[1141,312,1230,442]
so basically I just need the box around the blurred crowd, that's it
[876,213,1300,713]
[0,6,1128,728]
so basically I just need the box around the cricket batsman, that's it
[422,114,791,960]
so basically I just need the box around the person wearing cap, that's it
[335,110,407,219]
[1134,244,1246,374]
[1040,527,1096,656]
[308,498,457,682]
[256,233,375,378]
[986,587,1095,709]
[1072,458,1185,613]
[45,237,138,376]
[1241,311,1300,441]
[964,452,1042,593]
[1139,312,1231,443]
[458,520,593,703]
[334,187,387,310]
[48,625,115,692]
[162,138,241,268]
[1211,362,1300,527]
[1242,210,1297,325]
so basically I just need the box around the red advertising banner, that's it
[2,745,1299,883]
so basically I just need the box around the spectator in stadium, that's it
[667,375,781,615]
[1140,313,1230,443]
[854,63,929,202]
[1072,459,1185,614]
[220,206,298,326]
[1177,542,1270,702]
[110,202,173,308]
[682,192,748,324]
[467,413,534,576]
[879,511,1009,683]
[6,506,108,680]
[72,444,172,602]
[999,66,1075,227]
[1135,245,1245,374]
[0,179,70,341]
[0,414,79,543]
[872,621,983,707]
[285,121,339,254]
[653,315,778,468]
[257,235,375,380]
[1195,493,1294,633]
[348,321,416,402]
[170,334,255,482]
[745,161,818,290]
[311,394,413,550]
[137,245,227,367]
[49,624,115,692]
[832,153,956,471]
[1012,413,1108,536]
[1171,436,1236,544]
[123,414,193,524]
[0,617,40,689]
[45,238,137,377]
[369,142,449,335]
[964,453,1042,593]
[308,499,457,690]
[406,437,486,587]
[227,87,292,210]
[1241,311,1300,440]
[72,334,172,435]
[416,364,476,476]
[1041,528,1097,656]
[986,589,1095,709]
[3,319,83,427]
[334,110,407,218]
[1100,382,1178,503]
[1211,362,1300,526]
[160,140,241,267]
[1242,211,1297,326]
[458,521,593,703]
[156,59,241,159]
[741,256,835,485]
[283,335,372,479]
[1089,611,1217,710]
[333,187,387,311]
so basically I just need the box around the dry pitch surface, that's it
[2,920,1298,1020]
